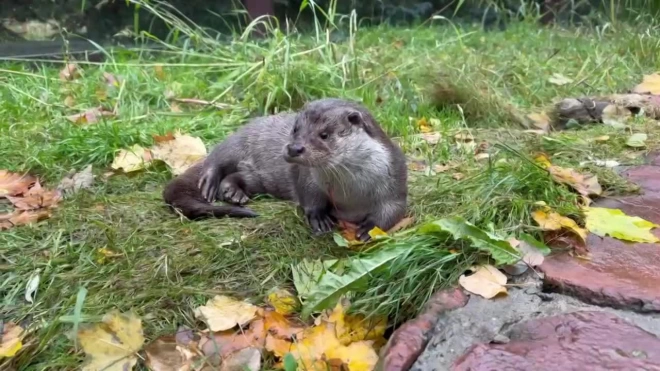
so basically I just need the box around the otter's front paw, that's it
[305,209,336,235]
[198,166,220,202]
[356,218,377,242]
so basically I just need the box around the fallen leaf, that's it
[262,310,305,340]
[548,73,573,86]
[452,173,465,180]
[200,318,266,364]
[626,133,648,148]
[144,334,198,371]
[632,73,660,95]
[433,163,459,173]
[387,216,415,234]
[102,72,121,88]
[321,302,387,345]
[96,247,122,264]
[518,240,545,267]
[368,227,388,240]
[416,117,432,133]
[584,207,659,243]
[602,104,631,128]
[66,107,115,125]
[267,288,300,315]
[325,340,379,371]
[291,259,338,299]
[0,210,51,230]
[194,295,259,332]
[535,154,602,197]
[64,95,76,107]
[170,101,183,113]
[593,135,610,142]
[265,334,292,358]
[57,165,94,196]
[454,132,474,142]
[59,63,81,81]
[221,347,261,371]
[77,310,144,371]
[25,270,40,304]
[150,131,207,176]
[0,170,36,197]
[421,132,441,145]
[110,144,153,173]
[0,322,24,358]
[458,265,507,299]
[527,112,551,131]
[6,181,61,210]
[407,159,428,172]
[532,208,587,244]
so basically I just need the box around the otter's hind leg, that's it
[219,172,260,205]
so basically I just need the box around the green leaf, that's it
[300,245,413,318]
[585,207,659,243]
[332,233,349,247]
[291,258,338,299]
[518,233,551,256]
[626,133,648,148]
[418,216,520,265]
[283,353,297,371]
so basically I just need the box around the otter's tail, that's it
[166,196,259,220]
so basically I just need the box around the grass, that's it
[3,4,660,369]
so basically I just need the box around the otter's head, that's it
[283,99,377,167]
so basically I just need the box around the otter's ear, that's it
[347,111,363,126]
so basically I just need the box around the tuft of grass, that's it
[3,2,660,368]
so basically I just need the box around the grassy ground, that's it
[2,13,660,369]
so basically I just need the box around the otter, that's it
[166,98,407,241]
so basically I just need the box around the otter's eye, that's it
[319,132,329,140]
[293,126,299,134]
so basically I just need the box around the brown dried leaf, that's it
[199,318,266,363]
[152,132,175,144]
[262,310,305,340]
[0,170,36,197]
[6,181,61,210]
[144,334,199,371]
[150,131,207,176]
[59,63,81,81]
[452,173,465,180]
[102,72,121,88]
[221,347,261,371]
[421,132,441,145]
[0,322,24,358]
[66,107,115,125]
[387,216,414,234]
[173,98,231,110]
[458,265,507,299]
[0,210,52,230]
[526,112,551,132]
[57,165,94,196]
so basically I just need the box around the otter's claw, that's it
[356,218,377,242]
[198,166,220,202]
[305,209,336,235]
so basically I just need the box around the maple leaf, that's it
[193,295,259,332]
[526,112,551,132]
[144,334,198,371]
[632,73,660,95]
[0,170,36,197]
[110,144,153,173]
[262,310,305,340]
[76,310,144,371]
[535,154,602,197]
[150,131,207,175]
[266,288,300,315]
[199,318,266,365]
[584,207,659,243]
[532,207,587,248]
[221,347,261,371]
[416,117,432,133]
[458,265,508,299]
[0,322,24,358]
[321,302,387,346]
[66,107,116,125]
[6,181,61,210]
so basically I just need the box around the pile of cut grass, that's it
[2,2,660,368]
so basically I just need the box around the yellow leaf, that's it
[193,295,259,332]
[417,117,432,133]
[593,135,610,142]
[584,207,660,243]
[532,208,587,243]
[368,226,387,239]
[77,310,144,371]
[632,73,660,95]
[111,144,153,173]
[0,322,24,358]
[266,288,300,315]
[150,131,207,175]
[262,310,305,339]
[458,265,508,299]
[322,302,387,345]
[325,341,379,371]
[535,154,602,196]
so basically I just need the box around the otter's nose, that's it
[287,144,305,157]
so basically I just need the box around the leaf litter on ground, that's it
[458,265,508,299]
[57,165,94,197]
[626,133,648,148]
[632,73,660,95]
[1,172,61,231]
[0,322,24,358]
[534,153,602,197]
[66,106,116,125]
[193,295,259,332]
